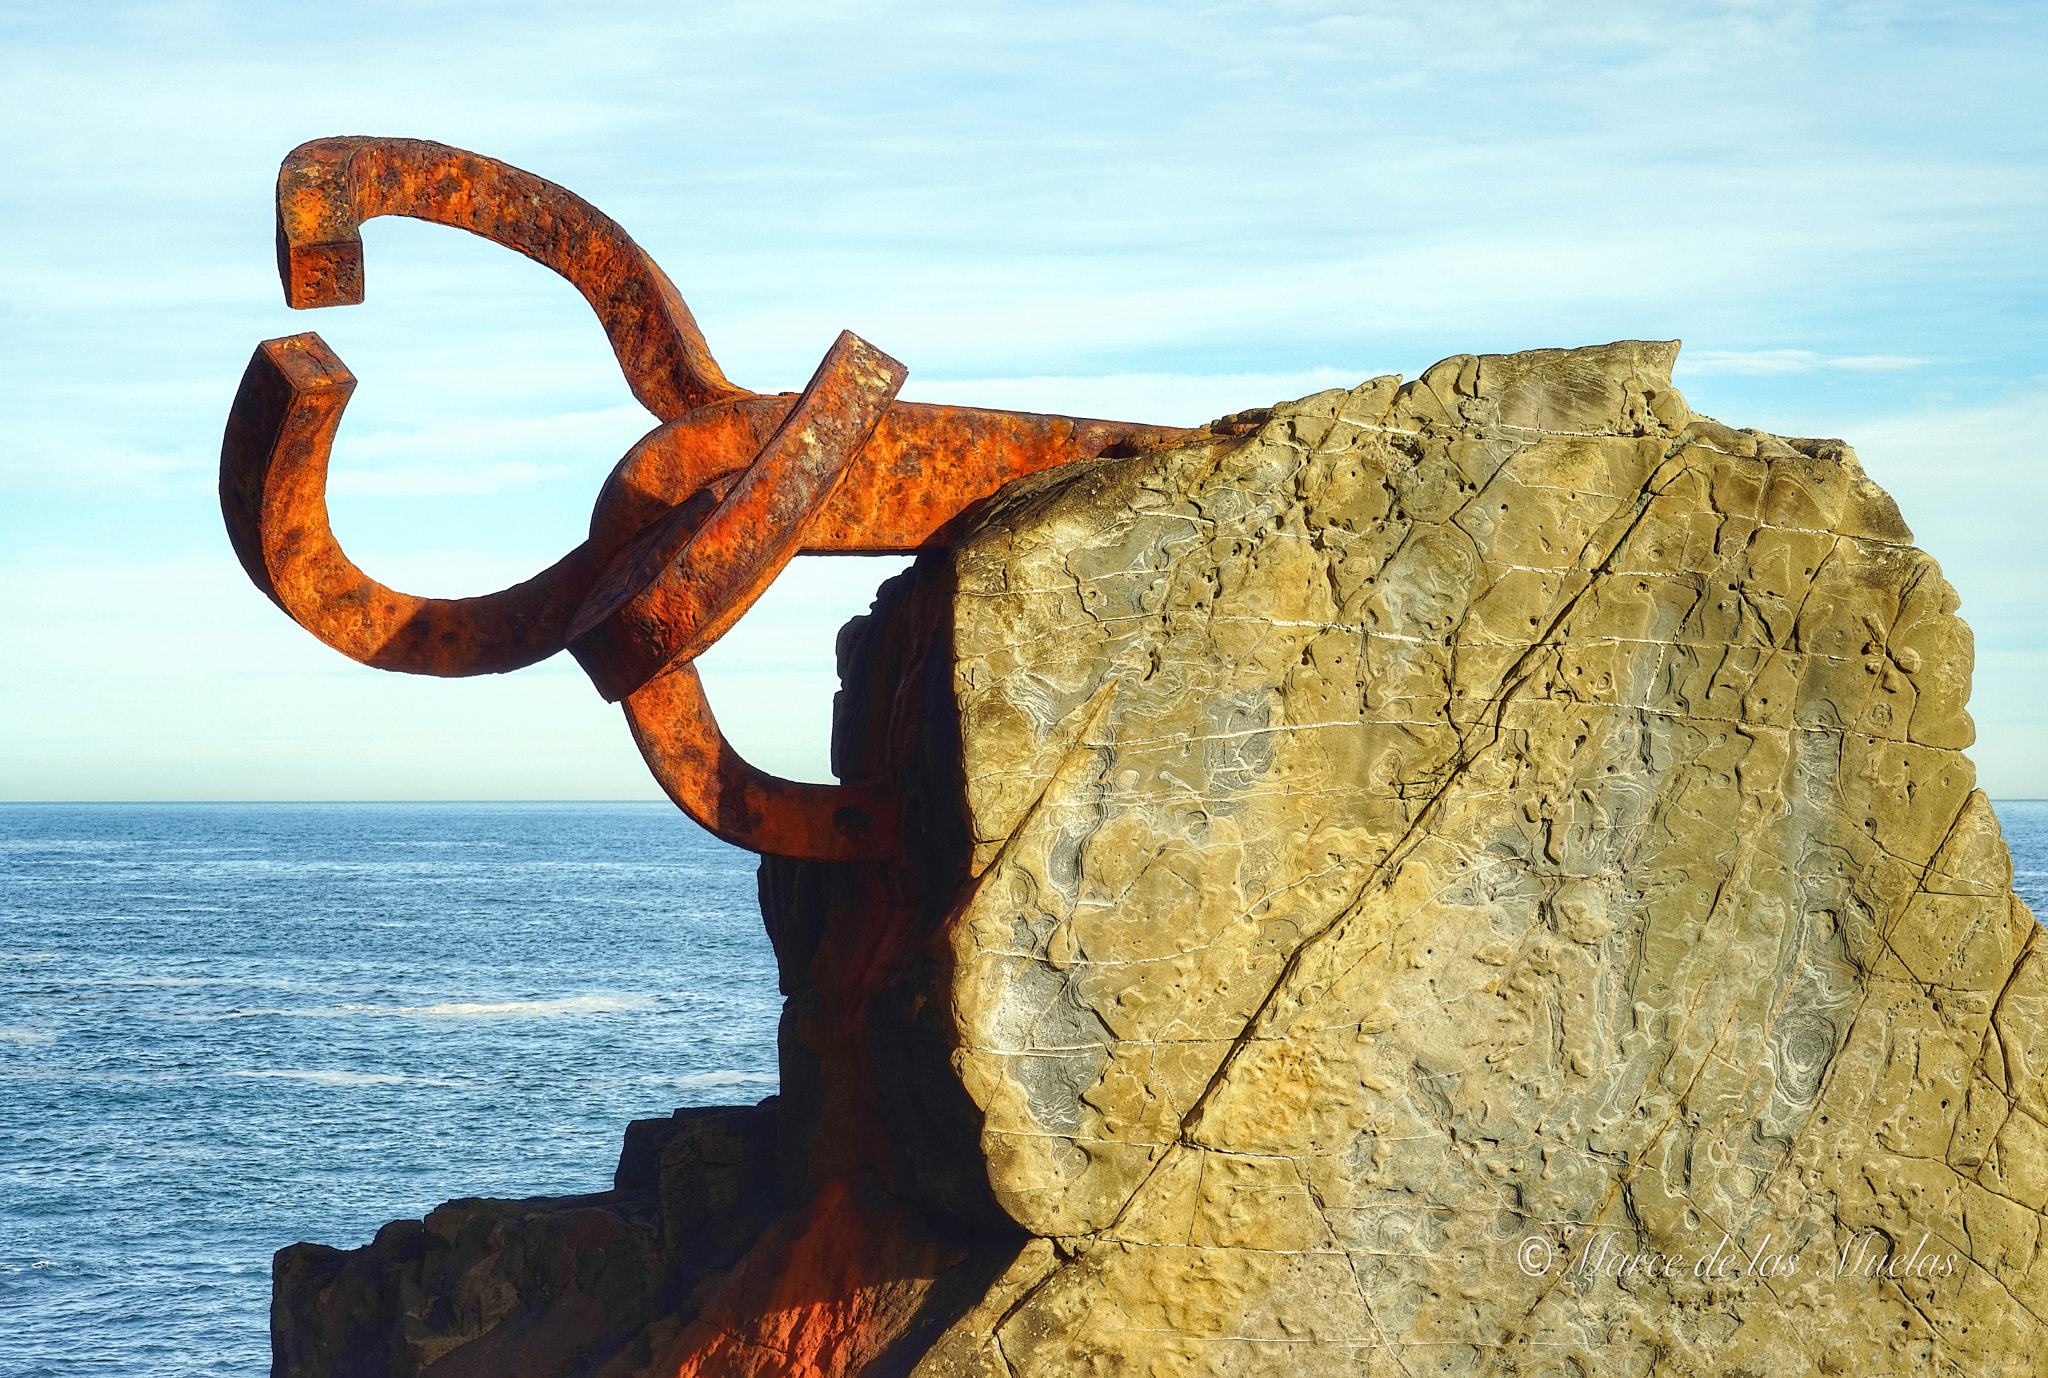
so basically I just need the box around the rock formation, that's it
[275,340,2046,1376]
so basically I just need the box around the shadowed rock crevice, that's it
[273,552,1029,1378]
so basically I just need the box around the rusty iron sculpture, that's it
[222,137,1196,861]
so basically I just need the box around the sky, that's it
[1,0,2043,802]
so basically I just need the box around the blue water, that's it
[1,800,2044,1376]
[2007,800,2048,920]
[0,803,778,1377]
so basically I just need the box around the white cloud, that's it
[329,461,580,498]
[901,368,1388,428]
[0,422,214,497]
[0,398,656,501]
[1677,350,1933,376]
[1828,354,1938,372]
[326,404,655,496]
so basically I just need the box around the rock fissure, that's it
[273,341,2045,1376]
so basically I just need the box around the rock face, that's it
[273,1100,1019,1377]
[276,340,2046,1376]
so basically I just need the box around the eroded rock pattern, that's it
[912,341,2045,1375]
[274,340,2044,1377]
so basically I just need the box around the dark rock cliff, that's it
[271,555,1020,1378]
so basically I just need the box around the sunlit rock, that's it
[276,341,2046,1377]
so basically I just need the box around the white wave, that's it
[413,995,655,1018]
[226,1070,417,1087]
[0,1027,57,1045]
[30,974,231,988]
[167,1009,292,1022]
[160,994,659,1022]
[332,994,657,1019]
[654,1071,780,1089]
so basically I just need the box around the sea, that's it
[3,800,2046,1376]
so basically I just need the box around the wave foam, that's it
[331,994,656,1019]
[657,1071,780,1089]
[175,995,657,1022]
[227,1070,415,1087]
[0,1027,57,1045]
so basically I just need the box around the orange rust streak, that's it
[623,665,897,862]
[664,1180,960,1378]
[220,333,596,677]
[813,402,1195,550]
[275,136,746,418]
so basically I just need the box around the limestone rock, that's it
[277,339,2045,1376]
[878,339,2044,1375]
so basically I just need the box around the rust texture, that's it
[223,136,1197,859]
[221,333,598,676]
[276,136,742,417]
[569,330,910,701]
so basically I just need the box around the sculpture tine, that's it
[222,136,1195,860]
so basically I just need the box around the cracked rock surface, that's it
[896,340,2045,1375]
[272,340,2044,1377]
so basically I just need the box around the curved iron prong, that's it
[276,136,748,419]
[624,663,898,862]
[231,136,1207,860]
[220,332,598,676]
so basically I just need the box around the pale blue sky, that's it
[2,1,2043,799]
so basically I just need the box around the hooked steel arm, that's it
[222,136,1195,860]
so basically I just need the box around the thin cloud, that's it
[329,460,582,498]
[1679,349,1933,376]
[0,429,213,497]
[0,403,656,499]
[310,404,655,497]
[901,368,1390,428]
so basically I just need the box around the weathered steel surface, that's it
[624,664,898,861]
[276,136,742,418]
[223,136,1198,859]
[569,331,909,702]
[221,333,598,676]
[590,399,1190,559]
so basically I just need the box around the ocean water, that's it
[2,799,2045,1376]
[1,803,778,1377]
[2006,800,2048,919]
